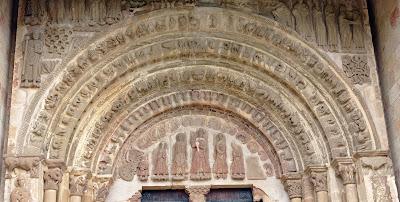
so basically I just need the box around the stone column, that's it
[308,167,328,202]
[185,186,211,202]
[302,175,314,202]
[44,160,65,202]
[334,160,358,202]
[69,174,88,202]
[282,173,303,202]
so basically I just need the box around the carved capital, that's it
[283,179,303,199]
[129,192,142,202]
[337,163,356,185]
[186,186,211,202]
[69,174,87,196]
[44,167,63,190]
[307,167,328,192]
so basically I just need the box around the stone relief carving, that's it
[342,55,370,85]
[10,178,31,202]
[69,175,87,196]
[231,143,245,180]
[129,192,142,202]
[325,0,339,51]
[292,0,314,42]
[137,154,150,181]
[283,178,302,199]
[246,156,266,180]
[213,133,228,179]
[339,2,365,52]
[44,26,73,56]
[310,170,328,192]
[118,148,144,181]
[172,133,188,181]
[21,29,43,88]
[337,163,356,185]
[314,1,327,48]
[190,129,211,180]
[5,157,41,178]
[152,142,169,181]
[94,179,113,202]
[43,167,63,190]
[185,186,211,202]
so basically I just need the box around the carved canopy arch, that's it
[18,7,379,176]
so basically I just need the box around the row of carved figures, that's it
[118,130,248,181]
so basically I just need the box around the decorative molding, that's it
[185,185,211,202]
[342,55,370,85]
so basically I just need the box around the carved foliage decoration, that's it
[69,175,87,196]
[231,143,245,180]
[342,55,370,85]
[190,129,211,180]
[213,133,228,179]
[172,133,188,181]
[310,171,328,192]
[283,179,302,199]
[45,26,73,55]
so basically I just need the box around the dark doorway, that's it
[141,190,189,202]
[206,188,253,202]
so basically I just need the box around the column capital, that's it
[332,158,356,185]
[185,186,211,202]
[69,174,88,196]
[282,173,303,199]
[43,159,66,190]
[306,166,328,192]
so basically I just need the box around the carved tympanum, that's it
[190,129,211,180]
[231,143,245,180]
[152,142,169,181]
[172,133,188,181]
[213,133,228,179]
[10,178,31,202]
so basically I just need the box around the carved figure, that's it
[21,30,43,88]
[24,0,45,25]
[272,2,294,29]
[213,133,228,179]
[137,155,149,181]
[152,142,169,180]
[292,0,314,42]
[325,1,339,51]
[352,9,365,51]
[69,175,87,196]
[313,2,327,48]
[10,178,30,202]
[5,157,41,178]
[72,0,86,24]
[44,168,63,190]
[190,129,211,180]
[89,0,107,26]
[231,143,245,180]
[339,5,353,51]
[106,0,122,24]
[47,0,65,24]
[119,149,143,181]
[172,133,188,180]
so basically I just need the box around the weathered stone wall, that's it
[0,0,13,201]
[370,0,400,192]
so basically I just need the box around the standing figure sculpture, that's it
[352,8,365,51]
[72,0,86,24]
[213,133,228,179]
[190,129,211,180]
[339,5,353,51]
[325,0,339,51]
[292,0,315,42]
[89,0,107,26]
[152,142,169,180]
[231,143,245,180]
[272,2,295,29]
[10,178,30,202]
[21,30,43,88]
[106,0,122,24]
[137,155,149,181]
[313,1,327,48]
[172,133,188,180]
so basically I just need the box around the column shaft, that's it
[291,198,302,202]
[316,191,328,202]
[44,190,57,202]
[345,184,358,202]
[70,195,82,202]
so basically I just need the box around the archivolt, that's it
[18,7,379,176]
